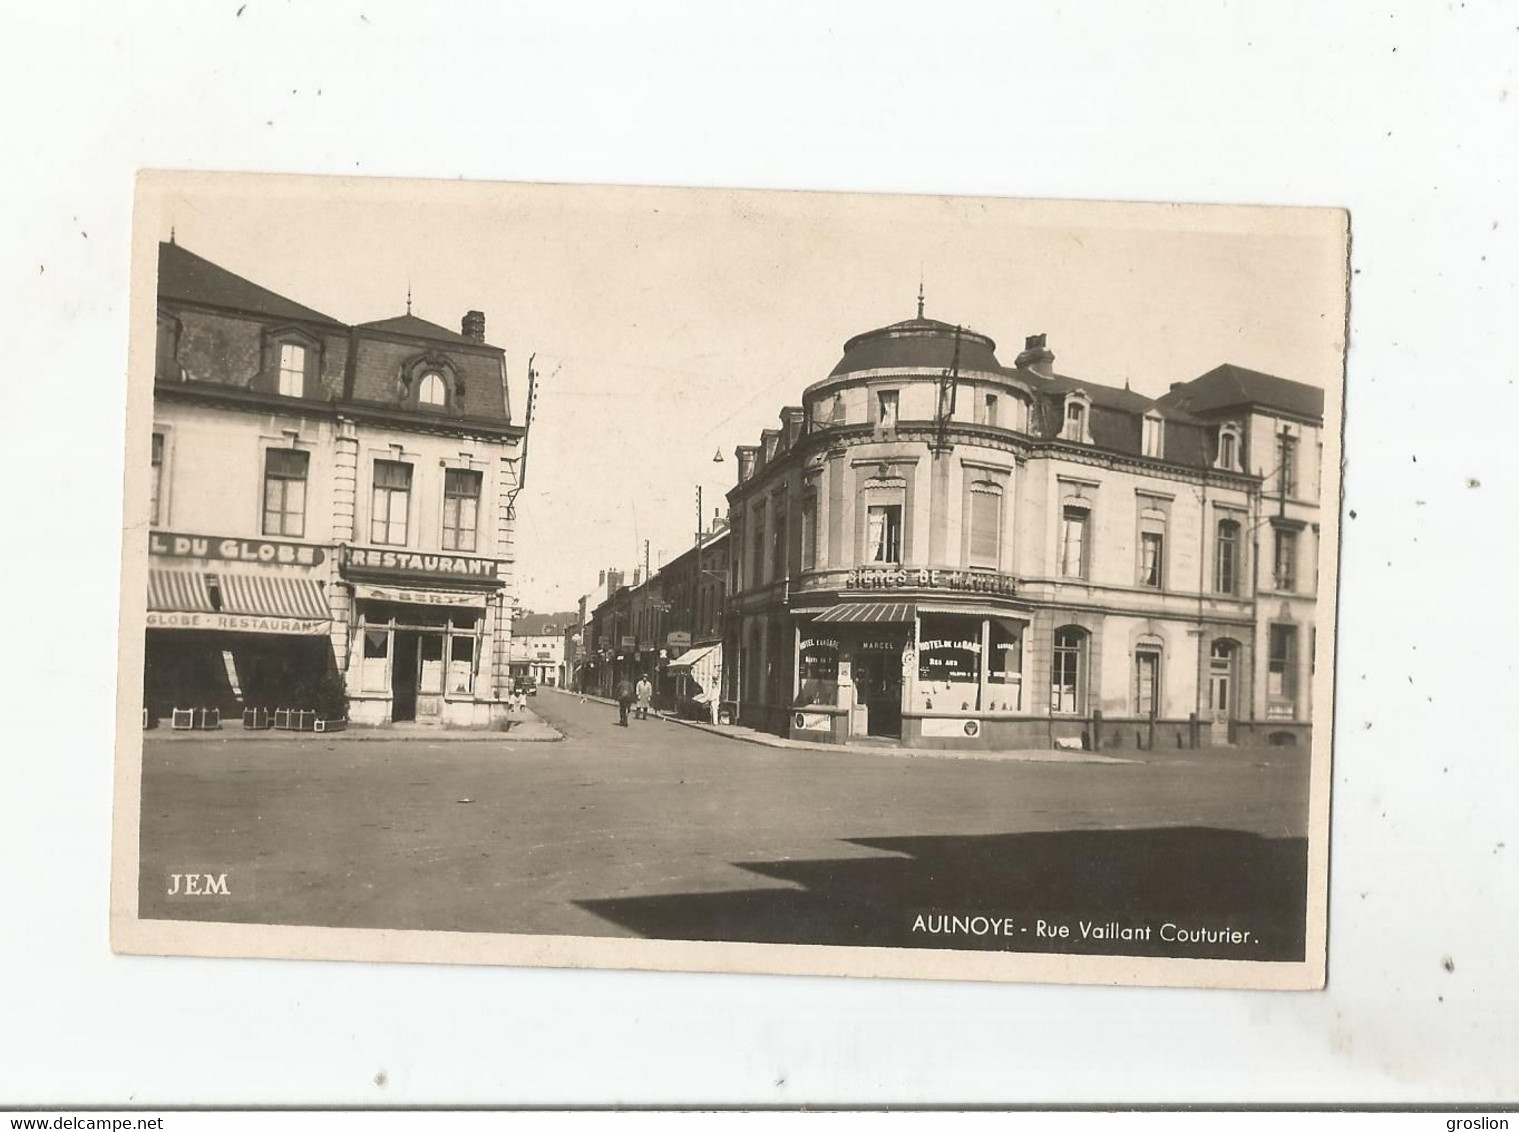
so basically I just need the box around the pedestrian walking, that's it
[635,675,654,721]
[614,678,634,726]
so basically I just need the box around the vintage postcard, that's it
[112,172,1345,988]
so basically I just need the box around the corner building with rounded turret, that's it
[724,314,1323,751]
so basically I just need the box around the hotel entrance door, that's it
[853,649,903,738]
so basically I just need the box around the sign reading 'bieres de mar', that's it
[845,568,1017,595]
[343,546,498,580]
[150,531,324,566]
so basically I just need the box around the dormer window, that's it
[1142,412,1165,458]
[418,371,447,407]
[1062,393,1091,443]
[1216,422,1243,471]
[278,344,306,397]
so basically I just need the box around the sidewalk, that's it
[547,687,1132,764]
[142,708,563,743]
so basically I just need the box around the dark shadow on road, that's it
[575,826,1308,961]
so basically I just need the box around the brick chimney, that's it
[461,310,486,343]
[1015,333,1055,377]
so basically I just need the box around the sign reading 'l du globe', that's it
[150,531,325,567]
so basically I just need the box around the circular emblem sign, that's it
[963,720,980,737]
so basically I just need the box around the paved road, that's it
[138,691,1311,959]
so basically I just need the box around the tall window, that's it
[800,489,818,571]
[419,371,447,407]
[750,507,766,585]
[442,468,482,551]
[1135,648,1161,716]
[1060,505,1089,578]
[262,448,309,537]
[984,394,999,427]
[278,343,306,397]
[150,432,164,526]
[877,390,899,430]
[1064,402,1086,442]
[1051,626,1087,714]
[1268,624,1298,704]
[866,504,903,564]
[968,482,1002,567]
[1215,517,1241,594]
[1217,427,1240,469]
[1276,432,1298,496]
[1142,414,1164,458]
[371,460,412,545]
[1139,530,1165,587]
[771,501,787,578]
[987,618,1023,711]
[1273,528,1298,591]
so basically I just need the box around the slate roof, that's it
[356,313,490,348]
[830,318,1003,377]
[1161,363,1325,420]
[158,241,345,327]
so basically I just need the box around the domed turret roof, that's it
[829,317,1002,378]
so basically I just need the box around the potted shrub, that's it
[313,670,349,733]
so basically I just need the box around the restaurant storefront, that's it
[142,531,335,719]
[339,547,510,727]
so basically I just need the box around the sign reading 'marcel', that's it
[150,531,325,567]
[343,547,498,580]
[846,568,1017,595]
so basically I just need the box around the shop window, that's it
[986,618,1023,712]
[278,343,306,398]
[1267,623,1298,711]
[1051,626,1088,715]
[419,635,444,695]
[371,460,412,545]
[150,432,164,526]
[1134,648,1161,717]
[866,503,902,564]
[877,390,899,430]
[917,613,982,712]
[795,636,838,707]
[967,482,1002,568]
[800,489,818,571]
[1142,413,1164,458]
[419,371,447,408]
[1275,431,1298,497]
[1215,517,1242,594]
[1273,528,1298,591]
[443,468,482,552]
[448,634,475,695]
[361,629,389,692]
[262,448,309,537]
[1060,505,1089,579]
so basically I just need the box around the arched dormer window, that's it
[418,371,447,407]
[262,325,322,399]
[1061,392,1091,443]
[1215,422,1243,471]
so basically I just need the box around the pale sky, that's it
[147,175,1346,613]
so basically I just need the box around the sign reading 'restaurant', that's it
[149,532,324,566]
[343,547,498,579]
[845,568,1017,595]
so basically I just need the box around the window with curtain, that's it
[1142,414,1164,458]
[278,343,306,397]
[442,468,482,551]
[968,482,1002,567]
[877,390,899,429]
[1273,528,1298,591]
[1051,626,1087,714]
[866,503,902,564]
[1139,530,1164,587]
[371,460,412,545]
[1060,505,1089,578]
[150,432,164,526]
[1215,517,1241,594]
[262,448,309,537]
[1063,401,1086,441]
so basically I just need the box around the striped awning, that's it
[812,601,917,624]
[217,573,330,621]
[147,570,216,613]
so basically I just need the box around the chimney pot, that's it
[1014,332,1055,377]
[462,310,486,343]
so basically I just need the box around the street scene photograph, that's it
[114,173,1345,986]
